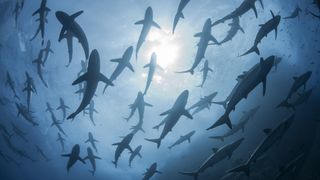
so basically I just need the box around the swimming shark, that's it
[16,103,38,126]
[129,145,142,167]
[12,0,24,27]
[273,153,305,180]
[124,91,152,122]
[22,72,37,112]
[45,102,54,114]
[56,10,89,65]
[218,17,244,45]
[49,111,67,136]
[67,49,113,120]
[2,134,35,162]
[103,46,134,92]
[35,145,50,161]
[135,7,161,59]
[143,52,164,95]
[177,19,218,75]
[57,97,70,121]
[32,50,48,87]
[168,130,195,150]
[208,56,274,129]
[241,11,281,56]
[85,132,99,153]
[179,138,244,180]
[84,147,101,176]
[143,163,162,180]
[0,123,12,138]
[30,0,50,45]
[57,132,66,151]
[61,144,86,172]
[5,71,20,99]
[145,90,192,148]
[228,115,294,176]
[172,0,191,34]
[197,60,213,88]
[84,101,98,126]
[41,40,54,66]
[188,92,218,115]
[112,133,134,168]
[277,89,313,110]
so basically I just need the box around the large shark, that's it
[41,40,54,66]
[57,132,66,151]
[56,10,89,66]
[124,91,152,122]
[210,106,260,142]
[103,46,134,92]
[85,132,99,153]
[179,138,244,180]
[177,19,218,75]
[135,7,161,59]
[30,0,50,44]
[228,115,294,176]
[143,53,163,95]
[112,133,134,168]
[32,50,48,87]
[129,145,142,167]
[22,72,37,112]
[57,97,70,121]
[188,92,218,115]
[67,49,113,120]
[211,0,264,26]
[218,17,244,45]
[35,145,50,161]
[168,130,195,150]
[284,6,302,20]
[241,11,281,56]
[197,60,213,88]
[5,71,20,99]
[145,90,192,148]
[84,147,101,176]
[61,144,86,172]
[172,0,191,34]
[208,56,274,129]
[143,163,162,180]
[84,101,98,126]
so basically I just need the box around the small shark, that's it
[176,19,218,75]
[273,153,305,180]
[56,10,89,66]
[85,132,99,153]
[143,53,164,95]
[57,132,66,151]
[62,144,86,172]
[112,133,134,168]
[188,92,218,115]
[84,147,101,176]
[32,50,48,87]
[5,71,20,99]
[135,7,161,59]
[197,60,213,88]
[67,49,113,120]
[22,72,37,112]
[241,11,281,56]
[49,111,67,136]
[168,130,195,150]
[130,119,146,134]
[218,17,244,45]
[41,40,54,66]
[129,145,142,167]
[143,163,162,180]
[16,103,38,126]
[277,89,313,110]
[35,145,51,161]
[45,102,54,114]
[2,134,35,162]
[30,0,50,44]
[84,101,98,126]
[172,0,191,34]
[124,92,152,122]
[0,123,12,138]
[57,97,70,121]
[12,0,24,27]
[11,122,28,143]
[284,6,302,20]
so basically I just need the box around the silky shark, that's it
[84,101,98,126]
[145,90,192,148]
[41,40,54,66]
[85,132,99,153]
[5,71,20,99]
[228,115,294,176]
[197,60,213,88]
[103,46,134,93]
[143,163,162,180]
[218,17,244,45]
[84,147,101,176]
[210,106,260,142]
[124,91,152,122]
[188,92,218,115]
[143,52,164,95]
[241,11,281,56]
[49,110,67,136]
[208,56,274,129]
[45,102,54,114]
[2,134,35,162]
[32,50,48,87]
[179,138,244,180]
[57,97,70,121]
[168,130,195,150]
[62,144,86,172]
[35,145,50,161]
[211,0,264,27]
[172,0,191,34]
[56,10,89,66]
[16,103,38,126]
[22,72,37,112]
[129,145,142,167]
[112,133,134,168]
[67,49,113,120]
[12,0,24,27]
[57,132,66,151]
[30,0,50,45]
[273,153,305,180]
[135,7,161,59]
[177,19,218,75]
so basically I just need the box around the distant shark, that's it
[143,52,164,95]
[85,132,99,153]
[218,17,244,45]
[284,6,302,20]
[143,163,162,180]
[197,60,213,88]
[129,145,142,167]
[41,40,54,66]
[62,144,86,172]
[172,0,191,34]
[168,130,195,150]
[32,50,48,87]
[84,147,101,176]
[5,71,20,99]
[30,0,50,45]
[112,133,134,168]
[57,97,70,121]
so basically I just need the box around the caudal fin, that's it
[212,101,227,109]
[240,45,260,57]
[145,138,161,148]
[228,163,250,176]
[176,69,194,75]
[207,114,232,130]
[179,171,199,180]
[209,136,224,142]
[112,161,117,168]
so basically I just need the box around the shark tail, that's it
[89,170,95,176]
[176,69,194,75]
[179,171,199,180]
[209,136,224,142]
[228,163,250,176]
[112,161,117,168]
[212,101,227,109]
[145,138,161,149]
[240,45,260,57]
[207,114,232,130]
[67,112,77,120]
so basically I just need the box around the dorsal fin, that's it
[71,11,83,20]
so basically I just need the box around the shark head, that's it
[145,7,153,20]
[203,18,212,34]
[124,46,134,60]
[55,11,70,25]
[151,52,157,65]
[260,56,275,76]
[150,163,157,171]
[174,90,189,109]
[87,49,100,74]
[71,144,80,155]
[87,147,93,156]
